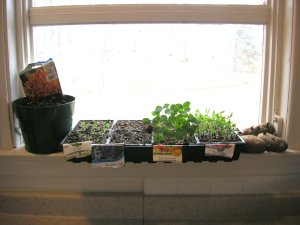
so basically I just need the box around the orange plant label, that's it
[153,145,182,163]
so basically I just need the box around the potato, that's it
[242,126,260,136]
[242,122,276,136]
[240,135,266,153]
[257,133,288,152]
[258,123,276,135]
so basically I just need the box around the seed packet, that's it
[205,144,235,158]
[19,58,63,100]
[92,144,125,168]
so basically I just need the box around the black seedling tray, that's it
[63,120,244,163]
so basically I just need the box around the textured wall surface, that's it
[0,191,300,225]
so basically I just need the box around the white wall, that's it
[1,149,300,194]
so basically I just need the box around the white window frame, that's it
[29,4,270,25]
[27,1,288,136]
[0,0,298,149]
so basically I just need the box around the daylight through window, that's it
[31,1,267,129]
[33,24,264,129]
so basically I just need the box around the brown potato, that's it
[240,135,266,153]
[242,126,260,136]
[257,133,288,152]
[242,123,276,136]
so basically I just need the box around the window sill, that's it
[1,146,299,158]
[0,147,300,194]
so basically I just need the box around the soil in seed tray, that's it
[110,120,152,144]
[65,120,113,144]
[197,133,241,143]
[159,135,196,145]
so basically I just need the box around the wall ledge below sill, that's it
[0,147,300,194]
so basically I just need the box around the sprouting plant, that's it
[142,101,197,144]
[67,120,112,143]
[194,109,238,142]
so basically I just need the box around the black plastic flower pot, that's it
[13,95,75,154]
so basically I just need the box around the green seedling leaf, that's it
[145,102,197,144]
[142,118,151,125]
[165,108,171,115]
[163,103,169,109]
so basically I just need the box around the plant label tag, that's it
[92,144,125,168]
[153,145,182,163]
[63,141,92,160]
[205,144,235,158]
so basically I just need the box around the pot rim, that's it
[12,94,75,109]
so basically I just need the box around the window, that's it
[4,0,288,149]
[32,24,264,128]
[28,0,270,130]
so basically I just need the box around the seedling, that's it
[195,109,239,142]
[65,120,112,144]
[143,101,197,144]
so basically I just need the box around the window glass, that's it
[33,24,263,129]
[32,0,266,7]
